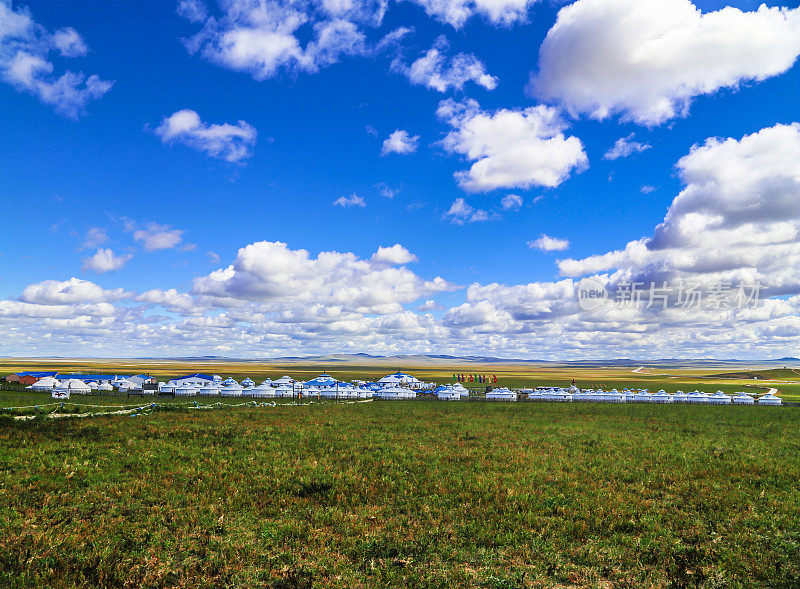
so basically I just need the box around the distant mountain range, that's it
[3,354,798,368]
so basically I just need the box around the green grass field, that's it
[1,390,799,588]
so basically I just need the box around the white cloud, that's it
[82,248,133,273]
[155,109,256,162]
[376,182,400,198]
[529,234,569,252]
[393,35,497,93]
[559,123,800,298]
[333,193,366,207]
[181,0,383,80]
[444,197,493,224]
[501,194,522,210]
[81,227,108,250]
[128,222,185,252]
[371,244,418,265]
[19,277,127,305]
[408,0,539,28]
[192,240,454,314]
[531,0,800,125]
[177,0,208,23]
[381,129,419,155]
[437,98,588,192]
[604,133,652,160]
[0,2,112,117]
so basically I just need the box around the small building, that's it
[172,373,214,387]
[5,371,60,385]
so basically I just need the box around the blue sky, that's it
[2,0,800,359]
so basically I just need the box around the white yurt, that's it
[375,386,416,400]
[687,391,711,404]
[673,390,688,403]
[197,384,218,396]
[220,383,243,397]
[32,376,60,391]
[486,387,517,401]
[114,378,136,391]
[260,378,273,386]
[319,387,339,398]
[709,391,732,405]
[303,386,320,398]
[98,382,114,392]
[356,387,374,399]
[55,378,91,396]
[652,391,673,404]
[275,384,294,398]
[571,389,592,403]
[274,376,295,386]
[175,383,198,397]
[251,383,276,398]
[436,386,461,401]
[87,381,99,390]
[221,377,238,386]
[732,393,755,405]
[241,378,255,387]
[545,388,572,402]
[758,393,782,406]
[242,386,256,396]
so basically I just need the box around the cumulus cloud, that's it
[155,109,256,162]
[0,2,113,117]
[180,0,385,80]
[559,123,800,297]
[371,244,418,265]
[393,35,497,93]
[192,240,454,314]
[82,248,133,273]
[529,234,569,252]
[333,193,366,207]
[408,0,539,28]
[128,222,185,252]
[501,194,522,210]
[437,98,587,192]
[19,277,127,305]
[531,0,800,125]
[381,129,419,155]
[604,133,652,160]
[444,197,493,224]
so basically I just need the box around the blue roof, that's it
[305,374,340,387]
[59,374,123,381]
[15,371,59,377]
[175,373,213,380]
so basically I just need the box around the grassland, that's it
[1,389,799,588]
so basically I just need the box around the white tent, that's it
[758,393,782,406]
[220,383,243,397]
[687,391,711,404]
[198,384,219,396]
[32,376,60,391]
[375,386,416,400]
[242,386,256,396]
[652,391,673,404]
[303,386,320,398]
[87,381,99,390]
[98,382,114,392]
[251,384,276,398]
[275,384,294,398]
[55,378,91,395]
[709,391,732,405]
[274,375,294,385]
[673,390,688,403]
[241,377,255,387]
[436,386,461,401]
[732,393,755,405]
[114,378,136,391]
[356,387,373,399]
[175,384,198,397]
[221,377,239,386]
[486,387,517,401]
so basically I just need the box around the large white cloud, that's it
[155,109,256,162]
[437,98,587,192]
[191,240,454,314]
[559,123,800,298]
[0,1,113,117]
[531,0,800,125]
